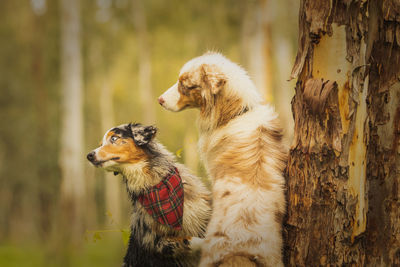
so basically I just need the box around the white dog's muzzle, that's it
[158,82,181,112]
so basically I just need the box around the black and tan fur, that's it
[87,123,211,267]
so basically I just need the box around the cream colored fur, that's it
[196,105,286,267]
[160,53,288,267]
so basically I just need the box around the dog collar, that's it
[138,168,184,230]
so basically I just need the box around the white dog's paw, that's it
[190,237,204,251]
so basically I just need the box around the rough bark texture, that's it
[284,0,400,266]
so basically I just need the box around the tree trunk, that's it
[242,0,296,139]
[132,0,155,124]
[31,9,53,240]
[241,0,273,102]
[100,81,122,224]
[268,0,298,140]
[59,0,85,241]
[284,0,400,266]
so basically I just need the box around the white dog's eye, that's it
[110,136,119,143]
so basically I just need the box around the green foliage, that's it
[85,211,131,246]
[92,231,102,243]
[176,148,183,158]
[0,244,46,267]
[120,229,131,246]
[0,238,125,267]
[85,228,131,246]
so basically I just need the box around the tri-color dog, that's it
[87,123,211,267]
[159,52,288,267]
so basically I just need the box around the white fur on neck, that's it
[120,161,159,193]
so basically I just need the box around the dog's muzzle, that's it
[158,96,165,105]
[87,151,96,163]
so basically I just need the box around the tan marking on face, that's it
[96,131,148,164]
[175,72,204,110]
[175,67,245,131]
[174,64,225,110]
[200,63,226,95]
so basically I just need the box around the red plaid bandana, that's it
[138,168,184,230]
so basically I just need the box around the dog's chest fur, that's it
[197,106,287,266]
[123,165,211,267]
[123,200,190,267]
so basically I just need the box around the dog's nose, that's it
[158,97,165,105]
[87,151,95,162]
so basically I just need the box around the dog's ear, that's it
[130,124,157,146]
[201,64,226,95]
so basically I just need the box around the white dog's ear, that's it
[201,64,226,95]
[129,124,157,146]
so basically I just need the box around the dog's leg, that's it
[155,236,191,256]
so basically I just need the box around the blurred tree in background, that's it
[0,0,298,266]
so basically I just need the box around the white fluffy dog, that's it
[159,52,287,267]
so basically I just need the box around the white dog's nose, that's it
[158,97,165,105]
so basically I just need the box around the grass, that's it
[0,235,125,267]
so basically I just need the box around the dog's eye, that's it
[110,136,119,143]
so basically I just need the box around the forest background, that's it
[0,0,298,266]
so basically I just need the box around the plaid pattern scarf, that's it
[138,168,184,230]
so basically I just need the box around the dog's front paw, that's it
[162,243,175,256]
[190,237,204,251]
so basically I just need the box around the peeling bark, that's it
[285,0,400,265]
